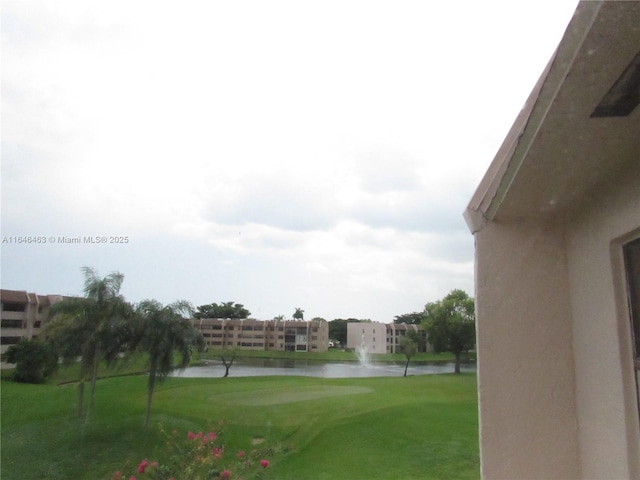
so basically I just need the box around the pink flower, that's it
[138,459,148,473]
[196,431,203,439]
[212,447,224,459]
[151,461,158,468]
[208,432,217,441]
[129,477,136,480]
[260,459,269,468]
[113,472,122,480]
[220,470,231,479]
[188,431,196,440]
[237,450,245,458]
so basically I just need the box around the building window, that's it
[623,238,640,411]
[1,319,23,329]
[2,302,25,312]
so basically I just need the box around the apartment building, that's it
[346,322,427,354]
[193,318,329,352]
[0,289,65,356]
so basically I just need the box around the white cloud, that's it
[1,0,580,320]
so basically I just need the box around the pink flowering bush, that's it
[114,426,291,480]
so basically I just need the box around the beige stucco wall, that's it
[346,322,386,354]
[475,161,640,479]
[475,221,581,479]
[566,160,640,479]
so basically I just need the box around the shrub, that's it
[5,339,58,383]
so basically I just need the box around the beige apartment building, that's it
[0,289,65,356]
[346,322,427,354]
[465,2,640,478]
[193,318,329,352]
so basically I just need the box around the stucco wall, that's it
[346,322,387,354]
[566,160,640,479]
[475,221,580,479]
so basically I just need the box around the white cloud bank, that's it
[1,0,579,321]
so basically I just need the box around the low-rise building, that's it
[0,289,65,356]
[346,322,427,354]
[193,317,329,352]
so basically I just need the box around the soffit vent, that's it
[591,50,640,117]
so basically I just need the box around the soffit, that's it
[466,1,640,228]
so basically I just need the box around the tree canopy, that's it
[133,299,204,426]
[393,312,425,325]
[194,301,251,319]
[423,289,476,374]
[5,339,58,383]
[46,267,134,422]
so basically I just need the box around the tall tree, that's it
[194,302,250,319]
[134,299,204,427]
[293,308,304,320]
[399,336,418,377]
[220,345,240,378]
[46,267,133,422]
[423,289,476,374]
[393,312,425,325]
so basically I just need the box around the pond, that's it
[172,358,476,379]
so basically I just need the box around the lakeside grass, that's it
[1,370,479,479]
[197,348,475,364]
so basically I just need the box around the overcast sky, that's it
[1,0,579,322]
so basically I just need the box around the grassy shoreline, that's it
[1,349,475,385]
[197,348,476,364]
[1,372,479,479]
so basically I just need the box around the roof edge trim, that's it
[464,0,603,234]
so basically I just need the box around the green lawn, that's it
[1,372,479,479]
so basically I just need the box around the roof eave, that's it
[463,0,603,234]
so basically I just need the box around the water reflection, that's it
[172,358,476,379]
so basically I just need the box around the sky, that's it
[1,0,579,322]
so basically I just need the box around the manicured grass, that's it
[1,372,479,479]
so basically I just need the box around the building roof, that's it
[1,289,32,303]
[465,1,640,233]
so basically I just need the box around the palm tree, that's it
[46,267,132,423]
[134,299,204,427]
[293,307,304,320]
